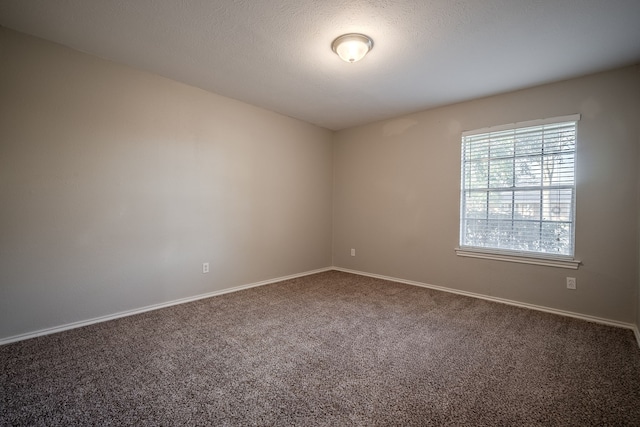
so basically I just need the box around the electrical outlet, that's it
[202,262,210,274]
[351,248,356,256]
[566,277,576,290]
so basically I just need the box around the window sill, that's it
[455,247,581,269]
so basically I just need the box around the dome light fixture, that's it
[331,33,373,63]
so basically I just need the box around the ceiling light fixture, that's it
[331,33,373,63]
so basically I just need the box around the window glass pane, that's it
[514,190,540,220]
[464,191,487,219]
[488,191,512,219]
[464,139,487,161]
[543,126,575,153]
[488,158,513,188]
[540,222,572,255]
[464,160,488,189]
[463,219,487,247]
[515,128,543,155]
[542,153,574,186]
[542,189,573,221]
[513,220,542,252]
[515,157,541,187]
[486,219,513,248]
[489,131,514,158]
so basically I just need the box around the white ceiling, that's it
[1,1,639,130]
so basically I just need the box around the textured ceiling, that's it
[1,0,640,130]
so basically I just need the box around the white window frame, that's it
[455,114,581,269]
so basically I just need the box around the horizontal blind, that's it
[460,117,578,257]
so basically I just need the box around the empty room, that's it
[1,1,640,425]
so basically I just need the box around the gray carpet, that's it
[2,270,640,426]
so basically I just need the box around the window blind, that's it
[460,115,579,257]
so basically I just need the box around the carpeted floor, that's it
[2,270,640,426]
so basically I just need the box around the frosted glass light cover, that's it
[332,34,373,63]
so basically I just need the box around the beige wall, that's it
[0,28,334,340]
[333,66,640,324]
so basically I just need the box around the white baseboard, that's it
[0,267,332,346]
[334,267,640,348]
[4,266,639,350]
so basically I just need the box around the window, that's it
[456,115,580,269]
